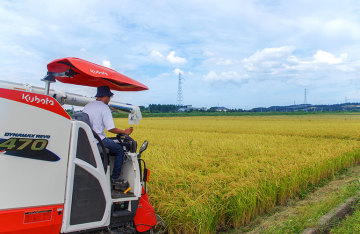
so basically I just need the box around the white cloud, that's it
[167,51,187,64]
[202,70,249,84]
[336,65,356,72]
[242,46,297,73]
[102,60,111,68]
[203,57,237,66]
[244,46,296,62]
[216,58,235,65]
[313,50,347,64]
[325,19,360,39]
[173,68,184,75]
[204,51,213,56]
[159,72,169,77]
[298,17,360,40]
[150,50,164,60]
[241,47,358,78]
[188,71,194,75]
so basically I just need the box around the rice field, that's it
[108,114,360,233]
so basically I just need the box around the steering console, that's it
[116,134,137,153]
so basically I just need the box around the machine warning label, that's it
[24,209,52,223]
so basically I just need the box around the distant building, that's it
[191,107,207,111]
[177,108,191,112]
[216,107,229,112]
[178,105,207,112]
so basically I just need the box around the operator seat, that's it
[71,112,109,172]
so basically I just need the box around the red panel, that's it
[0,204,63,234]
[141,187,149,203]
[134,192,157,232]
[24,209,52,223]
[47,57,148,92]
[0,88,70,120]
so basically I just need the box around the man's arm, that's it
[108,127,133,135]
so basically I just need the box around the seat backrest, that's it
[71,112,91,126]
[71,112,109,173]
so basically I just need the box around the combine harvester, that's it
[0,58,164,234]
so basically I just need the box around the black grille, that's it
[70,165,106,225]
[76,128,97,167]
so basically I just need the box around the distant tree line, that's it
[66,103,360,116]
[251,102,360,112]
[143,104,180,113]
[141,104,246,113]
[207,107,245,112]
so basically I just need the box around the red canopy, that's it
[47,57,148,91]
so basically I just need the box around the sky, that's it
[1,0,360,110]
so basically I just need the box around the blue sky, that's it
[1,0,360,109]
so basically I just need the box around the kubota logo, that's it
[90,69,108,76]
[22,94,54,105]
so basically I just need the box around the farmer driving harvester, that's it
[0,57,161,233]
[83,85,133,186]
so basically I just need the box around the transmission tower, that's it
[304,88,308,104]
[345,96,347,111]
[176,72,184,107]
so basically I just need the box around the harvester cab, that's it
[0,58,161,234]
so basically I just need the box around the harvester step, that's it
[112,210,131,217]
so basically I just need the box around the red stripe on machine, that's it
[0,88,70,120]
[0,204,63,234]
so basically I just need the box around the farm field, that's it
[108,114,360,233]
